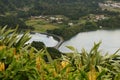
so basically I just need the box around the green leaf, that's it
[66,46,76,51]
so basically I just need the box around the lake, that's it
[59,30,120,54]
[26,33,58,47]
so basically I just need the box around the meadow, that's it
[25,18,59,32]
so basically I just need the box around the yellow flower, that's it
[0,62,5,71]
[0,46,6,50]
[36,57,41,70]
[87,66,97,80]
[61,61,69,68]
[53,70,57,77]
[61,60,70,78]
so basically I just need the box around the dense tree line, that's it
[29,0,104,20]
[97,16,120,29]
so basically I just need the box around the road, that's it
[41,33,64,49]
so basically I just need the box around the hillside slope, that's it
[0,0,105,19]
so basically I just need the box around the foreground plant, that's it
[0,27,120,80]
[0,27,41,79]
[66,43,120,80]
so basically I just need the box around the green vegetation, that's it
[31,41,45,51]
[97,16,120,29]
[31,41,62,61]
[0,0,104,19]
[26,19,59,32]
[0,15,33,30]
[0,26,120,80]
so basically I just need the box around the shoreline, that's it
[41,32,64,49]
[30,28,120,50]
[30,31,64,49]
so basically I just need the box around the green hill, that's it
[0,0,105,19]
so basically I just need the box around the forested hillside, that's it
[0,0,105,19]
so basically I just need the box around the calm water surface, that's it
[59,30,120,54]
[26,33,58,47]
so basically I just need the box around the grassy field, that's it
[26,18,59,32]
